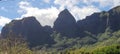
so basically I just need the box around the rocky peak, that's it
[1,16,54,47]
[53,9,78,37]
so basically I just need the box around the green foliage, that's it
[63,29,120,54]
[51,31,80,50]
[0,32,33,54]
[97,27,112,42]
[92,44,120,54]
[30,28,120,54]
[1,28,120,54]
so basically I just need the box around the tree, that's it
[93,44,120,54]
[0,31,33,54]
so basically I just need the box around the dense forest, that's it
[0,5,120,54]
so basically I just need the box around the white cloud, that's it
[43,0,50,3]
[0,16,11,27]
[81,0,120,8]
[54,0,120,20]
[96,0,120,8]
[54,0,100,20]
[17,0,120,27]
[97,0,113,7]
[18,1,60,27]
[19,1,30,6]
[82,0,113,7]
[113,0,120,7]
[71,6,100,20]
[54,0,80,10]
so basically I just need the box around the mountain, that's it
[1,6,120,49]
[108,6,120,31]
[77,6,120,35]
[53,9,78,37]
[43,25,53,35]
[1,16,54,47]
[0,34,1,38]
[77,12,107,35]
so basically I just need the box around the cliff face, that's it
[1,6,120,47]
[77,12,107,35]
[1,16,54,47]
[77,6,120,35]
[53,9,78,37]
[108,6,120,31]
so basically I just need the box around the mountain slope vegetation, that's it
[1,6,120,54]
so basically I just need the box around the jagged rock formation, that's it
[1,6,120,47]
[77,6,120,35]
[108,6,120,31]
[77,12,107,35]
[1,16,54,47]
[53,9,78,37]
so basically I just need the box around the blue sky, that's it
[0,0,120,32]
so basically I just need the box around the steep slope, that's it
[108,6,120,31]
[77,12,107,35]
[77,6,120,35]
[53,9,78,37]
[43,25,53,35]
[1,16,54,47]
[1,6,120,49]
[0,34,1,38]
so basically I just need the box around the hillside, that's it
[1,16,54,47]
[0,5,120,54]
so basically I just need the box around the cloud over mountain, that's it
[0,16,11,27]
[0,0,120,29]
[18,1,60,27]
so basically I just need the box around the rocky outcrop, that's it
[77,6,120,35]
[1,6,120,47]
[1,16,54,47]
[53,9,78,37]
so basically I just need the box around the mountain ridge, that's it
[1,16,54,47]
[1,6,120,47]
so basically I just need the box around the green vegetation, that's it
[1,5,120,54]
[64,28,120,54]
[64,44,120,54]
[28,28,120,54]
[92,44,120,54]
[0,32,33,54]
[0,28,120,54]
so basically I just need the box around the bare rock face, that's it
[108,6,120,31]
[1,16,54,47]
[53,9,78,37]
[77,6,120,35]
[77,13,107,35]
[1,6,120,47]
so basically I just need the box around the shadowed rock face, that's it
[1,6,120,47]
[1,16,54,47]
[77,13,107,35]
[53,9,78,37]
[0,34,1,37]
[77,6,120,35]
[108,6,120,31]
